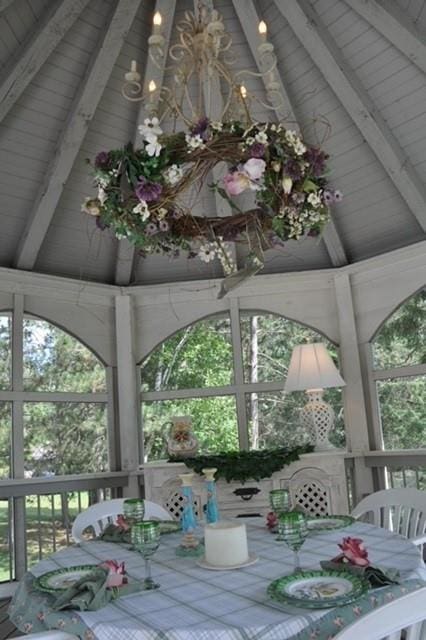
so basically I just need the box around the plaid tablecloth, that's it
[9,520,426,640]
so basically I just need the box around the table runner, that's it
[9,521,426,640]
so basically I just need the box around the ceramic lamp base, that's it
[300,390,336,452]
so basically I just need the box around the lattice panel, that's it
[165,491,201,520]
[292,481,329,516]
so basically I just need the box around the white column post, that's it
[114,295,140,497]
[11,294,26,579]
[229,298,249,450]
[334,273,374,503]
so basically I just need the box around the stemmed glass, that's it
[269,489,290,515]
[277,511,308,572]
[123,498,145,527]
[131,520,161,589]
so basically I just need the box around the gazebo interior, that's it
[0,0,425,629]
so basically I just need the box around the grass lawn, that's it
[0,492,89,582]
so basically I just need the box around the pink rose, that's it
[116,514,130,531]
[243,158,266,181]
[266,511,278,530]
[223,171,251,196]
[337,537,369,567]
[100,560,127,587]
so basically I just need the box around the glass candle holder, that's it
[123,498,145,527]
[202,467,219,524]
[176,473,203,557]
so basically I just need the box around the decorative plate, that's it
[35,565,98,593]
[306,515,355,531]
[196,553,258,571]
[267,570,369,609]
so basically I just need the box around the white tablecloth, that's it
[14,520,426,640]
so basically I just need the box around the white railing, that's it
[0,472,129,589]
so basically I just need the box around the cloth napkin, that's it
[98,524,131,544]
[320,560,399,588]
[52,566,141,611]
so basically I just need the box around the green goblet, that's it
[277,511,309,572]
[123,498,145,527]
[269,489,290,515]
[131,520,161,589]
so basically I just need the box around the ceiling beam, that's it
[274,0,426,233]
[0,0,91,124]
[233,0,347,267]
[346,0,426,75]
[0,0,16,13]
[115,0,177,286]
[14,0,143,271]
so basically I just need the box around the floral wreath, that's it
[83,117,341,294]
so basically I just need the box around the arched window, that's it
[140,311,343,461]
[0,313,109,478]
[372,288,426,451]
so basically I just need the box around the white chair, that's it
[333,585,426,639]
[71,498,173,543]
[351,488,426,550]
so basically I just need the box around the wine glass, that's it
[123,498,145,527]
[269,489,290,515]
[277,511,308,572]
[131,520,161,589]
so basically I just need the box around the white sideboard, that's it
[141,452,349,521]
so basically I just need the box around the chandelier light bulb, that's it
[148,80,157,93]
[240,85,247,99]
[258,20,267,35]
[153,11,162,26]
[130,60,137,72]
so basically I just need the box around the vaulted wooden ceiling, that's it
[0,0,425,285]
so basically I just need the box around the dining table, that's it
[9,519,426,640]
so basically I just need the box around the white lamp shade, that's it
[284,343,346,392]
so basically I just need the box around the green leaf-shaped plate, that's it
[267,569,369,609]
[306,515,355,531]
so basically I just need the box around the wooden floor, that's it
[0,600,19,639]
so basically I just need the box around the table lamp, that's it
[284,343,345,451]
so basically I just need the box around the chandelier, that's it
[82,4,341,296]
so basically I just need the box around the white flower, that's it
[245,136,255,146]
[270,124,277,131]
[282,177,293,194]
[97,187,107,205]
[285,130,298,143]
[185,133,205,151]
[146,139,162,157]
[255,131,268,144]
[198,243,216,263]
[307,192,321,208]
[164,164,184,186]
[293,139,307,156]
[157,207,168,220]
[138,117,162,141]
[98,176,111,188]
[211,121,223,131]
[133,200,150,221]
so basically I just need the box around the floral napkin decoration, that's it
[321,536,399,588]
[99,560,127,588]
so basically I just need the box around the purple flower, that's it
[159,220,169,232]
[304,147,328,177]
[95,216,109,230]
[135,176,162,203]
[191,117,210,141]
[307,228,320,237]
[94,151,112,170]
[323,190,334,205]
[145,222,158,236]
[250,143,265,158]
[284,159,303,181]
[187,251,197,259]
[334,189,343,202]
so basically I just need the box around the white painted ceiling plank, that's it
[274,0,426,233]
[14,0,143,271]
[115,0,177,286]
[346,0,426,74]
[0,0,91,124]
[233,0,347,267]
